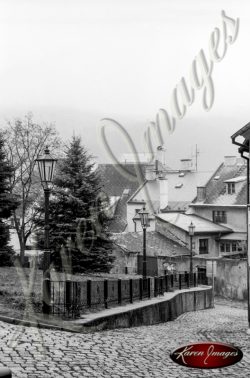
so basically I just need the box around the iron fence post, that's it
[194,272,197,287]
[129,279,133,303]
[42,277,51,315]
[74,282,81,318]
[171,274,174,288]
[179,274,182,290]
[87,279,92,308]
[154,276,158,297]
[147,277,151,298]
[65,279,72,316]
[160,277,163,295]
[118,279,122,305]
[165,274,169,292]
[104,279,108,308]
[139,278,143,300]
[184,271,188,287]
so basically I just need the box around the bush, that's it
[0,247,15,266]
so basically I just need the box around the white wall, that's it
[131,181,160,211]
[189,206,247,232]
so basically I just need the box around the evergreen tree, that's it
[0,133,19,265]
[36,136,114,273]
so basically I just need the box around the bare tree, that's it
[2,113,61,265]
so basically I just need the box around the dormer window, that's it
[227,182,235,194]
[224,176,246,195]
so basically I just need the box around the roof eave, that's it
[189,204,246,208]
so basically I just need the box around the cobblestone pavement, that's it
[0,302,249,377]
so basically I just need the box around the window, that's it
[199,239,209,254]
[227,183,235,194]
[213,211,227,223]
[232,243,237,252]
[220,241,242,253]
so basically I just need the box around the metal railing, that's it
[49,271,208,318]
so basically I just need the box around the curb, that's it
[0,314,82,333]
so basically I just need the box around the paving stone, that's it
[0,301,248,377]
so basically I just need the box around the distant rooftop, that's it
[98,163,147,197]
[192,159,247,206]
[161,170,213,210]
[98,163,148,233]
[112,231,190,257]
[156,213,232,234]
[121,153,154,164]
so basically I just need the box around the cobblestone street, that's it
[0,301,249,377]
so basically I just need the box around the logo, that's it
[170,342,243,369]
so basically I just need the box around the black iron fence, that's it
[50,271,208,318]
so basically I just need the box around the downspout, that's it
[133,218,137,232]
[231,135,250,328]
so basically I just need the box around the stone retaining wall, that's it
[81,287,212,331]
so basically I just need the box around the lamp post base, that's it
[42,250,51,315]
[42,277,51,315]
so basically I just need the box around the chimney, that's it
[224,156,237,166]
[197,186,206,202]
[236,157,246,166]
[180,159,192,171]
[159,178,168,210]
[145,164,156,181]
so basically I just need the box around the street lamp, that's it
[231,123,250,330]
[138,206,150,279]
[188,221,195,284]
[36,146,57,314]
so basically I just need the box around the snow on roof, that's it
[156,213,232,234]
[224,176,247,183]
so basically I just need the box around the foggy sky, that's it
[0,0,249,170]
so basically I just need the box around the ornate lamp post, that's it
[36,146,57,314]
[188,221,195,283]
[138,206,150,279]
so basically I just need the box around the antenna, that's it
[195,144,200,171]
[191,145,200,171]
